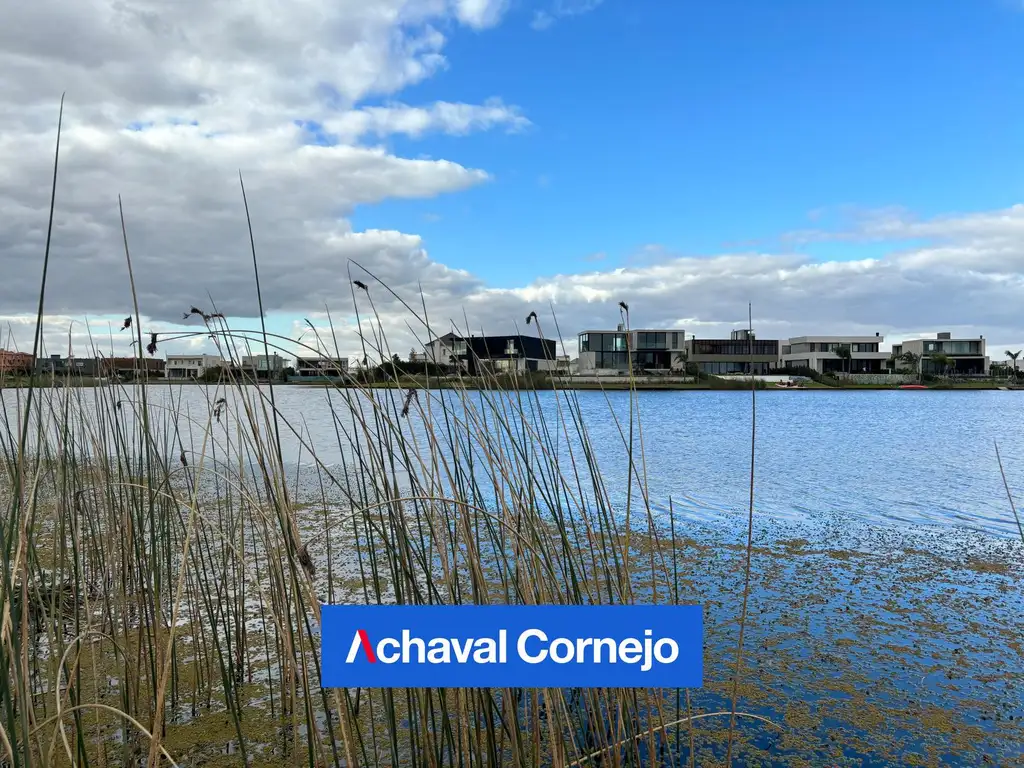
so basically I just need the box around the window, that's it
[505,340,517,356]
[454,341,467,356]
[692,340,779,356]
[698,361,774,375]
[637,332,667,349]
[579,333,589,353]
[595,351,628,369]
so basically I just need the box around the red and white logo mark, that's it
[346,629,377,663]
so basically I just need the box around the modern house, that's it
[576,327,686,374]
[292,356,349,381]
[98,357,166,378]
[423,333,468,368]
[891,332,989,375]
[685,330,780,375]
[779,334,888,373]
[165,354,225,380]
[239,353,287,380]
[0,350,33,375]
[35,355,101,376]
[425,333,557,375]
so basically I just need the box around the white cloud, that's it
[3,2,1024,366]
[0,0,526,329]
[6,203,1024,364]
[531,0,604,30]
[324,98,529,141]
[453,0,512,29]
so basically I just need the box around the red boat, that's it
[898,384,929,389]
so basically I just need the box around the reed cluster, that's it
[0,104,765,767]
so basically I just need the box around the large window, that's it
[636,332,667,349]
[692,340,779,356]
[595,351,628,369]
[946,341,981,355]
[581,332,629,355]
[698,361,774,375]
[924,340,981,355]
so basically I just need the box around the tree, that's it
[672,350,688,372]
[834,344,853,375]
[1006,350,1021,379]
[900,351,922,382]
[930,353,952,377]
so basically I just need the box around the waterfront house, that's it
[686,330,779,375]
[576,327,686,374]
[891,332,989,375]
[165,354,225,380]
[779,333,888,373]
[425,332,557,375]
[34,354,101,376]
[0,349,34,375]
[423,332,468,369]
[292,356,349,381]
[99,356,166,378]
[239,353,287,380]
[422,333,552,375]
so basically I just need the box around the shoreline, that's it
[1,380,1015,392]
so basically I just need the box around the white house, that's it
[165,354,225,380]
[891,332,988,375]
[779,334,889,374]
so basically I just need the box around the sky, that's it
[2,0,1024,364]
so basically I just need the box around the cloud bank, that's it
[2,1,1023,363]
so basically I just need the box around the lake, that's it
[3,384,1022,764]
[7,385,1022,539]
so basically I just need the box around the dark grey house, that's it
[424,333,558,375]
[35,354,102,376]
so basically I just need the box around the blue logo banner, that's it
[320,604,703,688]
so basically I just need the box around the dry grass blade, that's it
[994,441,1024,544]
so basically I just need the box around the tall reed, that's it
[0,105,774,767]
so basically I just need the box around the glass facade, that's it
[579,331,682,370]
[691,340,779,356]
[790,342,879,353]
[636,332,667,349]
[578,332,628,354]
[698,361,774,375]
[923,340,982,355]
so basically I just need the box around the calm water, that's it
[4,385,1022,763]
[6,385,1021,540]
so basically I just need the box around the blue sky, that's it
[352,0,1024,283]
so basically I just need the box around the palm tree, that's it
[834,344,853,375]
[1006,350,1021,379]
[673,349,688,372]
[900,351,922,382]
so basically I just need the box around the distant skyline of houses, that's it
[0,326,1007,379]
